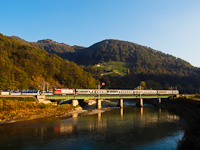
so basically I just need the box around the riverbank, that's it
[0,98,75,125]
[162,96,200,150]
[0,98,114,125]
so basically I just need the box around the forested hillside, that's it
[70,40,200,93]
[67,40,196,76]
[10,37,200,93]
[30,39,75,53]
[11,37,87,60]
[0,34,97,90]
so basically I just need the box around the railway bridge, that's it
[43,94,174,109]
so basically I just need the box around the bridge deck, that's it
[46,95,171,100]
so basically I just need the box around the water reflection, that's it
[0,107,183,150]
[140,107,143,116]
[120,108,124,119]
[72,113,78,118]
[98,112,101,121]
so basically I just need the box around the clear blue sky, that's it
[1,0,200,67]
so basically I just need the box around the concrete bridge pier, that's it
[158,98,161,105]
[136,98,143,107]
[72,99,79,107]
[96,99,102,109]
[37,95,46,102]
[118,99,123,108]
[37,95,51,104]
[154,98,161,105]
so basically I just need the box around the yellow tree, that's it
[140,81,146,90]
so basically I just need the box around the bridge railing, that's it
[46,95,171,100]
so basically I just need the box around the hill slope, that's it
[68,39,200,93]
[67,39,196,76]
[10,37,200,93]
[0,34,97,90]
[30,39,76,53]
[11,36,86,60]
[12,37,196,77]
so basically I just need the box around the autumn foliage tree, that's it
[0,34,97,90]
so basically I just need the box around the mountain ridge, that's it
[9,35,200,93]
[66,39,196,76]
[11,36,194,69]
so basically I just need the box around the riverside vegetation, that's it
[163,95,200,150]
[0,97,74,124]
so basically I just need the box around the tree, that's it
[140,81,146,90]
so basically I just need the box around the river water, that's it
[0,100,184,150]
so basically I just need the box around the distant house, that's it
[95,63,104,67]
[95,64,101,67]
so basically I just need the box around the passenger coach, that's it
[53,88,179,95]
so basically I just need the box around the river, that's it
[0,100,184,150]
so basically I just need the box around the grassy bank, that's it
[162,96,200,150]
[0,98,74,124]
[0,97,37,102]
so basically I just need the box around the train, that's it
[0,90,53,96]
[0,89,179,96]
[53,89,179,95]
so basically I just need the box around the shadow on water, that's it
[102,99,153,107]
[0,102,184,150]
[84,99,152,109]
